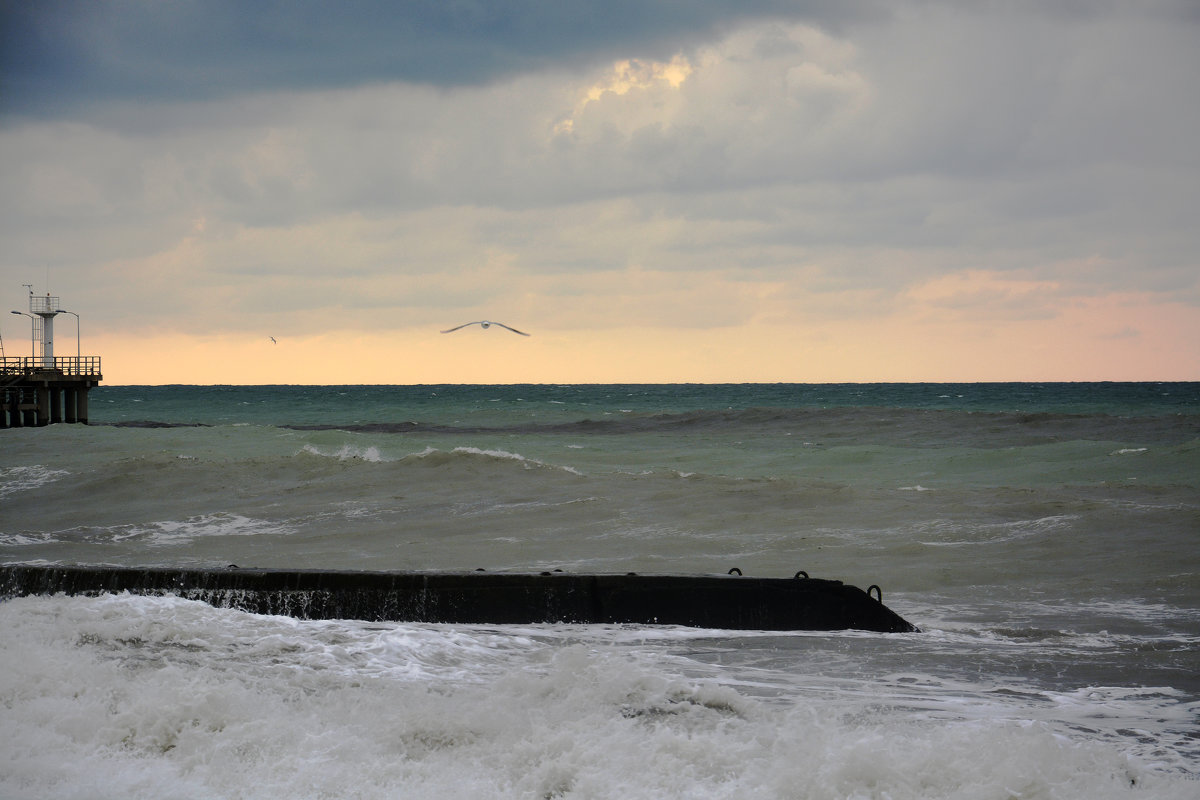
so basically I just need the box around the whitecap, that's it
[452,446,583,475]
[299,443,389,462]
[452,446,530,462]
[113,513,294,546]
[0,465,70,500]
[916,514,1080,547]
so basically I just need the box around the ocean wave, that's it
[91,406,1200,460]
[0,464,70,500]
[76,513,295,547]
[914,514,1080,547]
[299,443,389,462]
[0,531,57,547]
[102,420,212,428]
[269,406,1200,446]
[3,594,1197,797]
[403,446,583,475]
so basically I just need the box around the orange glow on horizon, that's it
[82,290,1199,385]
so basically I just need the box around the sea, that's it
[1,382,1197,799]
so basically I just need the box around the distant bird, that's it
[270,336,277,344]
[441,320,530,336]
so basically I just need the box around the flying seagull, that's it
[269,336,277,344]
[441,320,531,336]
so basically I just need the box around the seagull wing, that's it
[492,322,531,336]
[441,322,483,333]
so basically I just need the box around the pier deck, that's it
[1,357,103,427]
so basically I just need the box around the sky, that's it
[2,0,1198,384]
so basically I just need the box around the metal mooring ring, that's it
[794,570,809,579]
[728,567,743,576]
[867,584,883,603]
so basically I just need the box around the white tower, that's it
[30,293,60,369]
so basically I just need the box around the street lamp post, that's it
[58,310,80,374]
[10,311,35,365]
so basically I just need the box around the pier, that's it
[3,292,102,428]
[1,356,103,427]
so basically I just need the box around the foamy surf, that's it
[300,443,389,462]
[0,593,1195,799]
[403,445,584,475]
[0,465,70,500]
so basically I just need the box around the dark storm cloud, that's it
[1,0,872,117]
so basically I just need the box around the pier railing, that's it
[1,356,102,378]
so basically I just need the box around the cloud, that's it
[554,54,695,136]
[1,0,871,117]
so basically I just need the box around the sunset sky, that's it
[2,1,1197,384]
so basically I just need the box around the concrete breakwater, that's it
[0,564,918,633]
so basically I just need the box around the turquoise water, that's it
[88,382,1200,426]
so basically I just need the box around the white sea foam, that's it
[406,446,584,475]
[453,445,531,462]
[106,513,293,546]
[0,531,54,547]
[299,443,389,462]
[916,514,1080,547]
[0,465,70,500]
[1,594,1195,799]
